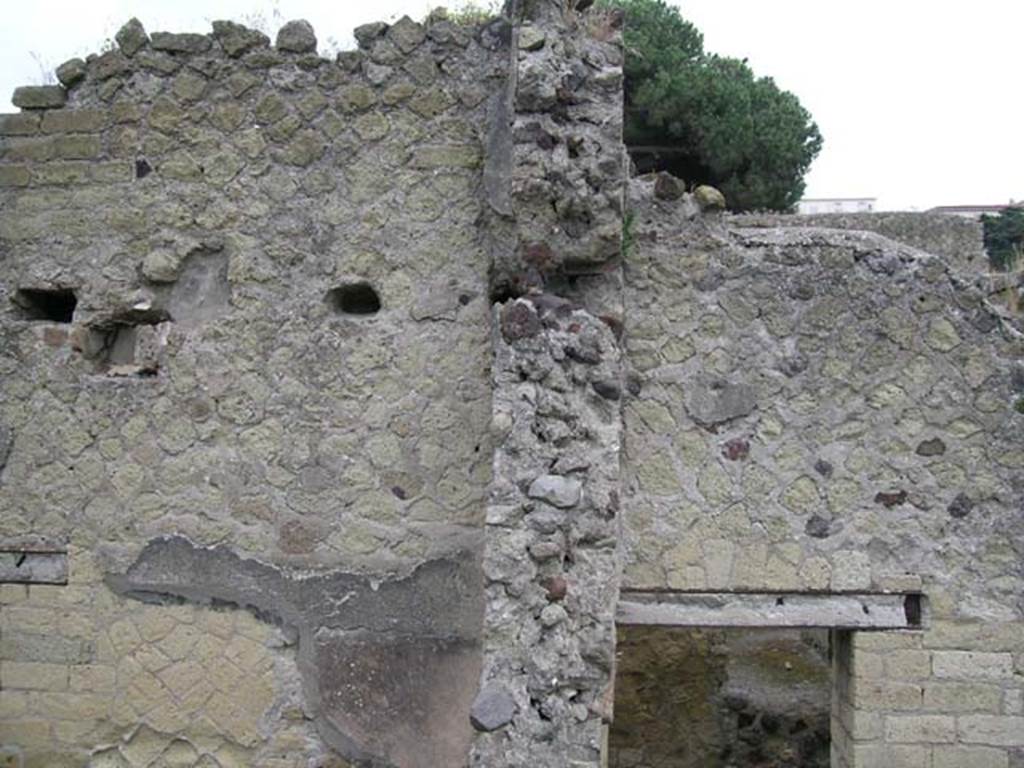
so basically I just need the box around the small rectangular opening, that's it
[0,549,68,584]
[79,306,171,377]
[12,287,77,323]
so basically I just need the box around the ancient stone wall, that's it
[0,2,628,766]
[472,3,626,765]
[623,176,1024,766]
[1,3,1023,768]
[731,211,987,273]
[0,10,506,767]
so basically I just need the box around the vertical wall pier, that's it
[473,1,627,764]
[472,298,623,766]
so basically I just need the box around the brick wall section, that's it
[1,547,326,767]
[834,627,1024,767]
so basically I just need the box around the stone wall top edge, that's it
[728,210,987,268]
[729,210,983,225]
[627,182,1024,345]
[10,12,511,111]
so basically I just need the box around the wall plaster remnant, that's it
[0,549,68,584]
[731,211,987,272]
[108,536,484,768]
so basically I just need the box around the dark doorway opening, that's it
[609,626,831,768]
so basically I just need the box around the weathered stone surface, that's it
[916,437,947,456]
[721,437,749,461]
[542,575,568,601]
[875,490,908,508]
[948,492,974,519]
[275,20,317,53]
[2,8,1021,768]
[279,129,326,166]
[805,514,832,539]
[500,300,541,342]
[592,378,621,401]
[115,18,149,57]
[694,184,726,210]
[0,424,11,473]
[528,474,583,508]
[470,682,516,732]
[683,374,757,428]
[55,58,87,87]
[41,108,105,133]
[732,210,987,271]
[135,49,181,75]
[623,174,1022,763]
[109,536,484,767]
[653,171,686,200]
[150,32,212,53]
[12,85,66,109]
[0,10,503,762]
[476,293,624,766]
[409,144,482,169]
[517,26,546,52]
[211,20,269,57]
[141,249,181,283]
[388,16,426,53]
[0,551,68,584]
[90,51,131,80]
[0,113,40,135]
[354,21,388,48]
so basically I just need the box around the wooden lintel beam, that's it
[617,591,922,631]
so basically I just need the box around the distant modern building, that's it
[927,203,1019,219]
[797,197,876,214]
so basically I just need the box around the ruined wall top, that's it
[731,210,987,273]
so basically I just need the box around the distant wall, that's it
[731,212,987,272]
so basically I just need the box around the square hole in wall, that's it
[609,626,832,768]
[12,288,77,323]
[81,308,171,376]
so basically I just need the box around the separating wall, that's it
[471,3,626,765]
[623,176,1024,766]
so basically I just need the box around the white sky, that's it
[2,0,1021,211]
